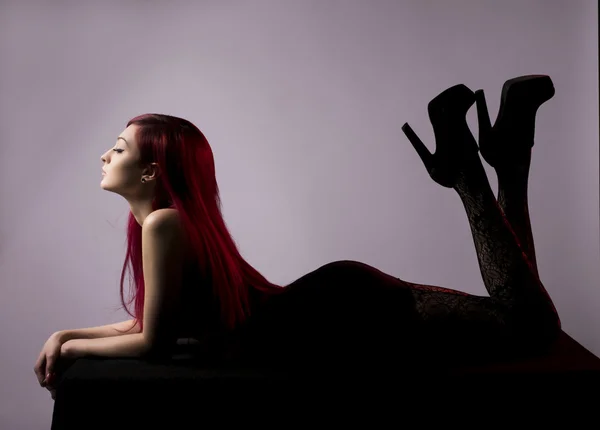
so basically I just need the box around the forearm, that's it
[62,333,152,359]
[55,319,141,343]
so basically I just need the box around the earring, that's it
[141,178,146,183]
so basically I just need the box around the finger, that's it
[474,89,492,140]
[46,373,56,387]
[46,353,57,376]
[45,354,58,385]
[402,123,432,168]
[34,356,47,386]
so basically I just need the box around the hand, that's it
[34,332,63,393]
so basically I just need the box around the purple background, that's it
[0,1,597,428]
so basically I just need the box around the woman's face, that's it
[100,124,149,196]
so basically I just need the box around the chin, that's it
[100,179,113,191]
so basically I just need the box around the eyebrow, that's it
[117,137,130,147]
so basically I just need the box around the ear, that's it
[143,162,161,180]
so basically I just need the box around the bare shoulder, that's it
[143,208,183,232]
[142,209,191,257]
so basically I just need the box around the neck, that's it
[127,198,155,227]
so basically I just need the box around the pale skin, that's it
[100,124,160,227]
[36,125,191,399]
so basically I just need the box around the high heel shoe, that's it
[474,75,555,171]
[402,84,479,188]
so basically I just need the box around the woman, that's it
[35,74,561,397]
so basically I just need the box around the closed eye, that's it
[113,149,124,153]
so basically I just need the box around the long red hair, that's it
[115,114,284,334]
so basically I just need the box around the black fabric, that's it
[235,260,422,373]
[50,331,600,429]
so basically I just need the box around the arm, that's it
[40,320,143,389]
[61,333,152,359]
[61,209,185,359]
[54,319,141,343]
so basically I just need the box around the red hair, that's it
[115,114,284,334]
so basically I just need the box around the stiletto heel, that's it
[475,75,555,170]
[402,84,479,188]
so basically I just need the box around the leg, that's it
[399,156,558,365]
[402,84,560,346]
[496,159,540,280]
[475,75,557,282]
[454,159,544,304]
[402,85,548,304]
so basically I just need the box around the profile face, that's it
[100,124,144,195]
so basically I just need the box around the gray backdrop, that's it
[1,1,598,428]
